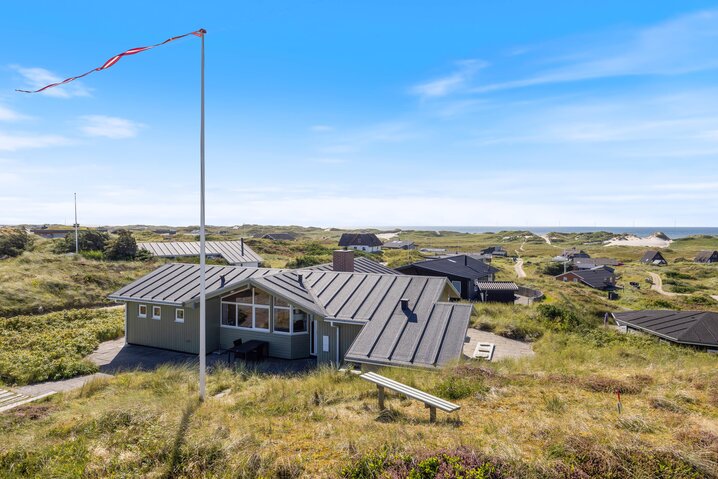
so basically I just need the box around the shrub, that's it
[432,375,487,400]
[536,304,582,331]
[104,230,138,261]
[537,262,565,276]
[54,230,110,254]
[0,228,32,258]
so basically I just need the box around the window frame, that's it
[175,308,184,323]
[273,305,310,336]
[152,305,161,320]
[138,304,147,318]
[220,287,269,332]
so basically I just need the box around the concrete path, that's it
[539,234,552,245]
[463,328,534,362]
[514,257,527,279]
[648,272,686,297]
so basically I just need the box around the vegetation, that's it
[103,229,139,261]
[0,308,124,385]
[53,230,110,254]
[0,228,33,258]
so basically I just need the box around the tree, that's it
[0,228,32,258]
[104,230,138,261]
[54,230,110,254]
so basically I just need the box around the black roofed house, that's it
[476,281,518,303]
[555,268,617,291]
[338,233,383,253]
[396,254,499,300]
[572,257,621,270]
[257,233,297,241]
[561,248,590,260]
[695,250,718,264]
[383,240,416,250]
[612,310,718,351]
[109,256,470,369]
[640,250,667,265]
[479,246,508,257]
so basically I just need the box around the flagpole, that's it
[74,193,79,254]
[199,29,207,402]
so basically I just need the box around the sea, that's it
[383,227,718,240]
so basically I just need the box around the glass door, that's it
[309,319,318,356]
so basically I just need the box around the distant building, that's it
[137,239,261,266]
[555,268,617,291]
[694,250,718,264]
[612,310,718,351]
[257,233,297,241]
[479,246,508,257]
[640,250,667,265]
[30,228,73,239]
[383,240,416,250]
[572,257,621,270]
[306,250,399,275]
[152,229,177,236]
[397,254,498,300]
[338,233,383,253]
[561,248,590,260]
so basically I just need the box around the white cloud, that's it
[411,60,486,99]
[0,132,72,151]
[473,9,718,93]
[79,115,143,139]
[12,65,91,98]
[0,105,28,122]
[310,124,333,132]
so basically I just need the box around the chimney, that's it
[240,238,244,256]
[333,249,355,272]
[297,273,303,286]
[220,275,226,287]
[400,298,409,310]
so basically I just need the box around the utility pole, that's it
[73,193,79,254]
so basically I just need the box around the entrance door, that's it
[309,319,318,356]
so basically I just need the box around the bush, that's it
[54,230,110,254]
[104,230,138,261]
[536,304,582,331]
[537,262,565,276]
[0,228,32,258]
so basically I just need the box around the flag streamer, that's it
[16,29,205,93]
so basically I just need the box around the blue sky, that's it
[1,1,718,227]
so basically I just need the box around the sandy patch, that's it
[376,232,398,240]
[605,234,671,248]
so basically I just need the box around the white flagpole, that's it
[199,29,207,401]
[74,193,79,254]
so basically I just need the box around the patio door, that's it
[309,319,318,356]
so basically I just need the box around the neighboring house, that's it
[420,247,446,253]
[338,233,383,252]
[256,233,297,241]
[476,281,518,303]
[555,268,617,290]
[694,250,718,264]
[396,255,499,300]
[29,228,74,239]
[561,248,590,260]
[572,257,621,270]
[612,310,718,352]
[152,229,177,236]
[383,240,416,250]
[307,251,400,275]
[479,246,508,257]
[137,239,262,266]
[109,262,471,369]
[640,250,667,265]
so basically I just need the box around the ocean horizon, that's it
[377,226,718,239]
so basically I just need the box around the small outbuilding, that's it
[338,233,383,252]
[476,281,518,303]
[612,310,718,351]
[640,250,667,265]
[479,246,508,257]
[695,250,718,264]
[383,240,416,250]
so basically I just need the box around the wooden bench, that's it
[359,371,460,422]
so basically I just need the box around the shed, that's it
[476,281,518,303]
[383,240,416,250]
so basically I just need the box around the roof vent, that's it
[400,298,410,310]
[220,275,226,287]
[297,273,303,286]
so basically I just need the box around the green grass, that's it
[0,308,124,385]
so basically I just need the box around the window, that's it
[322,335,330,352]
[152,306,161,320]
[273,300,309,335]
[175,309,184,323]
[221,287,269,331]
[451,280,463,295]
[138,304,147,318]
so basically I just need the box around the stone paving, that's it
[462,328,534,362]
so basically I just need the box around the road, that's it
[514,256,527,278]
[648,272,686,297]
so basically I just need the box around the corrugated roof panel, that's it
[137,240,262,265]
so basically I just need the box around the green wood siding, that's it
[314,318,363,367]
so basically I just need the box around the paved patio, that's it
[462,328,534,362]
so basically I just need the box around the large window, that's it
[221,288,269,331]
[273,297,308,335]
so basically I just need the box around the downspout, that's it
[124,304,128,345]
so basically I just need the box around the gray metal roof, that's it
[383,240,415,249]
[137,240,262,265]
[556,269,616,290]
[612,310,718,347]
[108,263,280,305]
[306,256,400,275]
[338,233,383,247]
[344,302,473,368]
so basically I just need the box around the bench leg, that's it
[428,406,436,423]
[377,385,385,410]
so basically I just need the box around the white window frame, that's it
[138,304,147,318]
[273,304,310,336]
[175,308,184,323]
[220,287,269,332]
[152,306,161,320]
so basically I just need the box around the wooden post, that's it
[427,405,437,423]
[377,385,385,410]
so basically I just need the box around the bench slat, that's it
[360,372,460,412]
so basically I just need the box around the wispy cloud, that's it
[310,124,333,132]
[0,132,72,151]
[12,65,91,98]
[0,105,28,122]
[410,59,486,99]
[472,9,718,93]
[79,115,143,139]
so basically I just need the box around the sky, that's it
[1,1,718,227]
